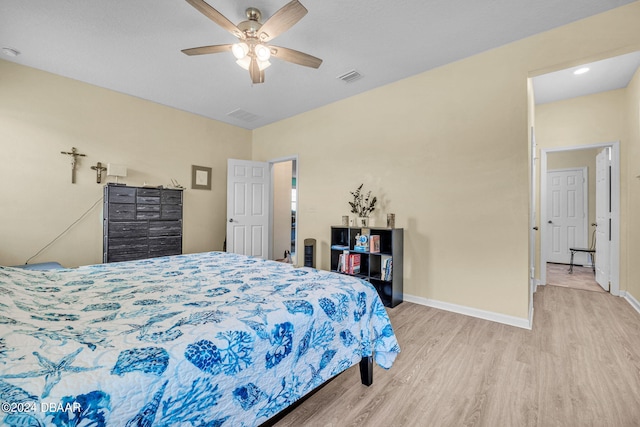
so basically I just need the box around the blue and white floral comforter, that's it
[0,252,400,426]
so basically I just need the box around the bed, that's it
[0,251,400,426]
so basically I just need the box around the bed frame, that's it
[260,356,374,426]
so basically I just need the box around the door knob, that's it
[229,218,234,223]
[548,220,553,224]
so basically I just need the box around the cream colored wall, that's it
[536,90,627,148]
[535,89,629,289]
[0,60,252,267]
[253,3,640,320]
[625,66,640,299]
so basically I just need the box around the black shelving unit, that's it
[330,226,403,307]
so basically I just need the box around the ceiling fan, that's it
[182,0,322,84]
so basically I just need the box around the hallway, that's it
[546,262,605,293]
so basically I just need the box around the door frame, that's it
[539,141,620,295]
[268,154,299,264]
[595,147,611,291]
[545,167,589,265]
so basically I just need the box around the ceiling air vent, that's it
[337,70,363,83]
[227,108,260,123]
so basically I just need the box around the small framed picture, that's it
[191,165,212,190]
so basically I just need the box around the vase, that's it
[386,213,395,228]
[358,217,368,227]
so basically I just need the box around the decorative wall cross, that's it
[91,162,107,184]
[60,147,86,184]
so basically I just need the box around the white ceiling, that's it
[533,51,640,104]
[0,0,636,129]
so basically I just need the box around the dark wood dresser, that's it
[103,184,183,262]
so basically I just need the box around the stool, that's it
[568,248,595,274]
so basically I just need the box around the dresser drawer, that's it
[107,251,149,262]
[137,196,160,205]
[149,236,181,256]
[107,222,147,238]
[107,237,148,261]
[136,204,160,220]
[137,188,161,198]
[108,203,135,220]
[149,220,182,237]
[161,204,182,220]
[107,186,136,203]
[161,190,182,205]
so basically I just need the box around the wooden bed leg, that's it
[359,356,373,386]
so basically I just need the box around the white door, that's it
[595,148,610,291]
[227,159,270,259]
[546,168,587,264]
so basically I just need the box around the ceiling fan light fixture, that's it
[255,44,271,61]
[236,57,251,70]
[235,57,270,71]
[232,42,249,60]
[258,60,271,71]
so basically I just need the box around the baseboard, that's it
[403,293,532,330]
[621,290,640,315]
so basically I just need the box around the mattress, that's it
[0,251,400,426]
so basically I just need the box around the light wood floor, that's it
[546,262,604,293]
[274,286,640,426]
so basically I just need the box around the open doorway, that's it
[270,156,298,264]
[539,142,620,295]
[530,51,638,298]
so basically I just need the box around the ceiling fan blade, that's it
[181,44,233,56]
[185,0,244,38]
[258,0,308,42]
[249,57,264,84]
[270,46,322,68]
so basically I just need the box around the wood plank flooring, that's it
[546,262,604,293]
[273,286,640,426]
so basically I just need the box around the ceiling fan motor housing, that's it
[238,7,262,37]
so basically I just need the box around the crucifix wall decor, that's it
[91,162,107,184]
[60,147,86,184]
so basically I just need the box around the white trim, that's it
[529,126,537,325]
[621,291,640,315]
[539,142,620,296]
[404,293,532,330]
[609,144,620,296]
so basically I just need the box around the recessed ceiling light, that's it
[573,67,590,75]
[2,47,21,57]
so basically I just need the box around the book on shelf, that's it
[381,255,393,281]
[336,251,361,275]
[348,253,361,274]
[331,244,349,250]
[369,235,380,253]
[342,250,350,273]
